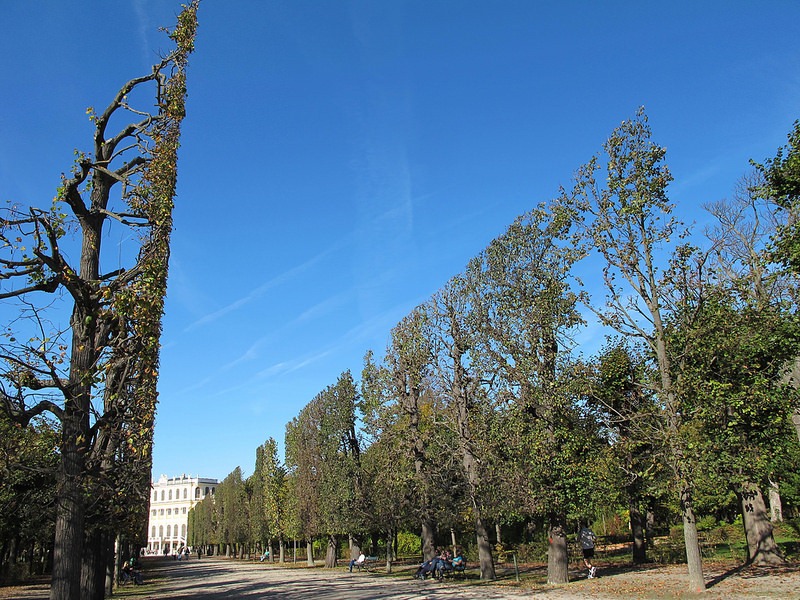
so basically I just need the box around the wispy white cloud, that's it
[184,242,348,332]
[257,348,334,379]
[132,0,151,65]
[294,291,351,324]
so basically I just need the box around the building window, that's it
[204,487,209,496]
[151,509,156,516]
[184,488,188,499]
[167,508,171,515]
[168,489,172,501]
[161,490,165,502]
[166,525,171,537]
[181,524,186,537]
[195,488,200,499]
[153,490,157,502]
[160,509,164,516]
[151,526,156,537]
[182,507,187,514]
[159,526,163,538]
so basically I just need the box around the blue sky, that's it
[1,1,799,482]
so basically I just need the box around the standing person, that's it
[579,522,597,578]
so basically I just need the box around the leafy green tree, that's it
[253,438,289,561]
[466,202,590,584]
[754,120,800,272]
[0,415,58,578]
[588,339,668,563]
[315,372,364,567]
[217,468,249,557]
[382,310,445,561]
[360,351,419,572]
[569,109,706,591]
[188,493,217,553]
[429,276,499,580]
[673,293,798,564]
[285,400,323,565]
[701,173,800,558]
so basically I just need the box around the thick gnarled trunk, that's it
[739,483,785,566]
[324,535,339,568]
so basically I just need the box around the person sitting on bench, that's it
[349,552,366,572]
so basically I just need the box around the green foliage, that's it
[754,120,800,272]
[0,415,59,578]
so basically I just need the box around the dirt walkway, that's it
[2,556,798,599]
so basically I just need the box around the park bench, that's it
[354,556,379,572]
[438,559,466,580]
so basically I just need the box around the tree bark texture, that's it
[50,408,87,600]
[79,529,111,600]
[305,540,314,566]
[630,502,647,564]
[547,518,569,584]
[475,514,497,581]
[324,535,338,568]
[421,519,436,562]
[769,481,783,523]
[739,482,785,566]
[680,486,706,593]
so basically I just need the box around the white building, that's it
[146,473,218,554]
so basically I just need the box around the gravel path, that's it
[2,556,798,599]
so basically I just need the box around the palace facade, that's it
[146,473,218,554]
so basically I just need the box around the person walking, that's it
[579,522,597,578]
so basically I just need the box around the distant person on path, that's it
[260,549,270,562]
[579,522,597,578]
[197,546,202,560]
[349,552,365,572]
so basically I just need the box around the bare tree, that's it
[0,4,198,599]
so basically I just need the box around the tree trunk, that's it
[279,540,285,563]
[630,502,647,564]
[739,482,785,566]
[547,518,569,584]
[385,528,394,573]
[768,480,783,523]
[448,334,495,579]
[495,523,502,546]
[324,535,338,568]
[680,486,706,593]
[50,420,86,600]
[421,519,436,561]
[305,540,314,566]
[475,514,497,581]
[80,528,112,600]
